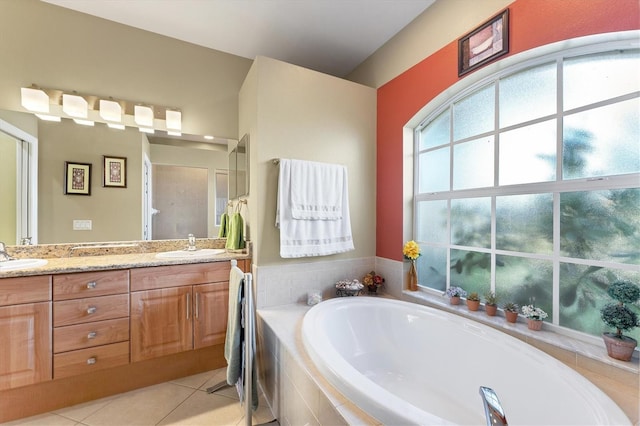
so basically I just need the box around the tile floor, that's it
[1,368,278,426]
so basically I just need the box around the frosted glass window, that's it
[560,263,640,340]
[495,255,553,321]
[416,247,447,291]
[450,249,490,296]
[418,147,449,193]
[453,85,495,141]
[560,189,640,264]
[453,137,494,190]
[563,98,640,179]
[416,200,448,243]
[564,49,640,111]
[451,197,491,248]
[496,193,553,254]
[419,109,450,150]
[499,120,557,185]
[500,62,557,128]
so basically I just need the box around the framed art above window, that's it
[458,9,509,76]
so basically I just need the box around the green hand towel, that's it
[225,213,246,250]
[218,213,229,238]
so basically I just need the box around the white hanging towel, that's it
[276,159,354,258]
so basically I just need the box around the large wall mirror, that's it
[0,109,232,245]
[229,133,249,199]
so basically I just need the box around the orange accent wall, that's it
[376,0,640,260]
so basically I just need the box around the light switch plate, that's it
[73,219,92,230]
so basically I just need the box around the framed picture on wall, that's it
[458,9,509,76]
[103,155,127,188]
[64,161,92,195]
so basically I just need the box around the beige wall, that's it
[38,120,144,243]
[347,0,513,88]
[0,0,252,139]
[240,56,376,266]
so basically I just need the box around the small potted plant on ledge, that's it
[522,304,548,331]
[502,302,519,323]
[600,280,640,361]
[363,271,384,295]
[445,286,467,305]
[484,291,498,317]
[466,292,480,311]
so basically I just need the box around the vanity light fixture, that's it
[62,94,88,118]
[165,109,182,133]
[21,87,50,113]
[134,105,154,127]
[99,99,122,123]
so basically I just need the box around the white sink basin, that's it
[155,248,226,259]
[0,258,48,271]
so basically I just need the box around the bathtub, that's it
[302,297,631,425]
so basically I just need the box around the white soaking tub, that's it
[302,297,630,425]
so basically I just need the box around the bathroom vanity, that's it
[0,239,250,423]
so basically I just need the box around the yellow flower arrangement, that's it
[402,240,421,260]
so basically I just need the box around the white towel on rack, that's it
[276,159,354,258]
[289,159,343,220]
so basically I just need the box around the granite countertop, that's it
[0,238,251,278]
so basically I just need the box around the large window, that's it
[414,45,640,340]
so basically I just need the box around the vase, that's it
[527,318,543,331]
[505,310,518,323]
[450,296,461,305]
[602,333,637,362]
[408,260,418,291]
[367,285,378,295]
[485,304,498,317]
[466,299,480,311]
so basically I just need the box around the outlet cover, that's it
[73,220,92,230]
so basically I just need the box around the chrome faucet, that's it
[0,242,15,262]
[21,237,32,245]
[187,234,197,251]
[479,386,508,426]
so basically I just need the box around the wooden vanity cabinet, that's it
[0,275,52,391]
[130,262,230,362]
[52,270,130,379]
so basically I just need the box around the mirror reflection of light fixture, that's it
[204,135,214,140]
[21,87,50,113]
[139,127,154,134]
[107,123,125,130]
[134,105,154,127]
[35,114,61,122]
[62,94,88,118]
[73,119,95,126]
[99,99,122,123]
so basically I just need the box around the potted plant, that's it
[502,302,519,323]
[484,291,498,317]
[600,280,640,361]
[363,271,384,295]
[466,292,480,311]
[521,304,548,331]
[445,286,467,305]
[403,240,421,291]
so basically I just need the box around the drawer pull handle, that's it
[195,292,200,319]
[87,357,97,365]
[87,281,97,289]
[87,331,97,339]
[186,293,191,320]
[87,306,97,315]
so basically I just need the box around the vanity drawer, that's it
[53,270,129,301]
[130,262,230,291]
[54,294,129,327]
[53,341,130,379]
[0,275,51,306]
[54,317,129,353]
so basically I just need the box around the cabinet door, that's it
[0,302,51,390]
[130,287,192,362]
[194,282,228,349]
